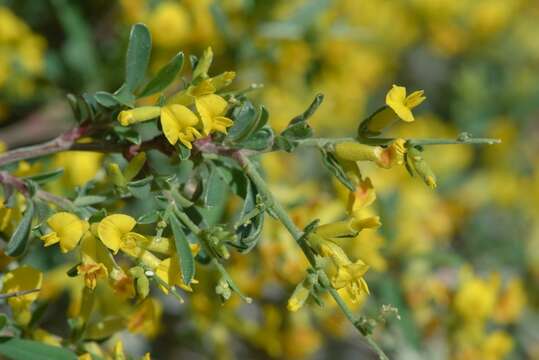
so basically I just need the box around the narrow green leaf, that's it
[94,91,120,108]
[319,149,355,191]
[5,200,35,257]
[74,195,107,207]
[125,23,152,92]
[0,338,77,360]
[139,52,184,97]
[170,215,195,285]
[23,169,64,185]
[281,93,323,138]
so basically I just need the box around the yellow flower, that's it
[385,85,426,123]
[482,331,513,360]
[54,151,103,187]
[155,257,196,293]
[347,176,376,214]
[493,278,527,324]
[77,227,115,289]
[160,104,202,148]
[147,2,190,48]
[454,268,500,323]
[97,214,139,253]
[40,212,89,253]
[312,236,370,302]
[195,94,234,136]
[1,266,43,325]
[127,298,162,338]
[376,138,407,169]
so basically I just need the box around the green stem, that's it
[173,207,201,236]
[234,151,388,360]
[406,137,501,147]
[212,258,252,303]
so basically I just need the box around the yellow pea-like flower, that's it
[77,231,111,290]
[1,266,43,325]
[160,104,202,149]
[195,94,234,136]
[40,212,89,253]
[97,214,137,253]
[385,84,426,123]
[155,257,196,293]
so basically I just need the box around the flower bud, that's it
[123,152,146,182]
[215,277,231,302]
[192,47,213,80]
[335,142,382,163]
[209,71,236,91]
[287,281,311,312]
[315,220,360,239]
[407,147,437,188]
[107,163,126,187]
[118,106,161,126]
[364,106,397,134]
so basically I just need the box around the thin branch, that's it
[0,288,40,299]
[232,151,389,360]
[0,171,75,210]
[0,127,86,168]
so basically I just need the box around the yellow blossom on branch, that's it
[160,104,202,148]
[97,214,139,253]
[40,212,89,253]
[385,85,426,123]
[195,94,234,136]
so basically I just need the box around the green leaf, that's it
[137,210,160,224]
[125,23,152,93]
[139,52,184,97]
[233,179,264,252]
[0,338,77,360]
[203,164,227,207]
[227,100,257,142]
[113,125,141,145]
[0,314,7,330]
[236,127,274,151]
[178,144,191,160]
[170,215,195,285]
[74,195,107,207]
[280,93,323,140]
[5,200,35,257]
[127,176,153,199]
[113,84,136,108]
[22,169,64,185]
[94,91,120,108]
[319,149,355,191]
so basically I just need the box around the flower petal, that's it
[97,214,136,253]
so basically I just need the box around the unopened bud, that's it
[407,147,437,189]
[335,142,381,163]
[118,106,161,126]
